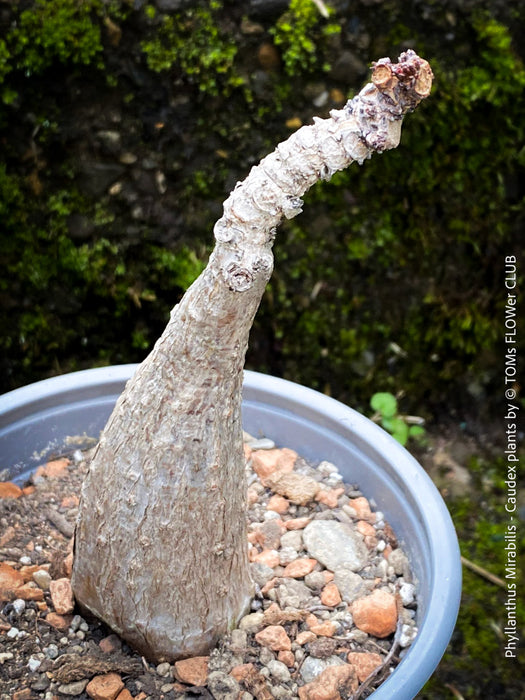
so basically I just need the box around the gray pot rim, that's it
[0,365,461,699]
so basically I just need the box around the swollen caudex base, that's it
[72,50,432,665]
[214,49,432,293]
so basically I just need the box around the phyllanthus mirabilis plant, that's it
[72,51,433,663]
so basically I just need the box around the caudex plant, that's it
[71,51,433,663]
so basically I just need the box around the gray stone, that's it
[333,565,371,603]
[304,571,326,593]
[238,611,264,633]
[267,659,291,683]
[30,673,49,691]
[275,578,312,608]
[44,644,59,660]
[57,679,89,695]
[207,671,242,699]
[303,520,368,572]
[388,548,411,578]
[279,546,298,565]
[260,646,275,666]
[156,661,172,677]
[299,655,346,683]
[280,530,302,550]
[250,561,275,587]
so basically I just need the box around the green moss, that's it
[457,14,525,106]
[141,1,244,96]
[8,0,105,77]
[270,0,341,76]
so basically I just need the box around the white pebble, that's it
[263,510,281,521]
[19,556,32,566]
[7,627,19,639]
[12,599,26,615]
[248,438,276,450]
[399,623,418,648]
[399,582,416,605]
[28,657,42,672]
[317,461,339,476]
[279,547,299,565]
[267,660,291,683]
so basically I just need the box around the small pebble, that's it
[70,614,83,632]
[267,659,292,683]
[248,438,276,450]
[12,599,26,615]
[58,679,89,695]
[400,582,416,605]
[399,623,418,647]
[27,656,42,672]
[44,644,59,659]
[156,662,172,677]
[33,569,52,590]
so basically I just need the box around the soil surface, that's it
[0,436,419,699]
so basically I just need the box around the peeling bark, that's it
[71,51,433,662]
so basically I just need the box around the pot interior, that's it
[0,365,461,699]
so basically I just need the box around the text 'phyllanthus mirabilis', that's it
[71,51,433,663]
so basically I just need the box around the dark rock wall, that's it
[0,0,523,427]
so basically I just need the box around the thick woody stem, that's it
[72,50,432,664]
[214,50,433,293]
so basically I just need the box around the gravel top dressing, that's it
[0,433,417,699]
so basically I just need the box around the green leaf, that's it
[382,417,409,445]
[370,392,398,418]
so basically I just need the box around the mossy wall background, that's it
[0,0,523,428]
